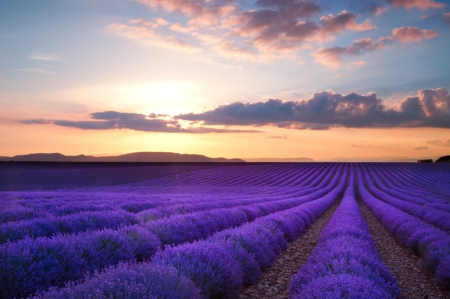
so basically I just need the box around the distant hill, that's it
[244,157,314,162]
[0,152,245,163]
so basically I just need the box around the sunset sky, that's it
[1,0,450,161]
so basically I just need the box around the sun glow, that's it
[111,81,203,116]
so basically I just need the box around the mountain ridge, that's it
[0,152,245,163]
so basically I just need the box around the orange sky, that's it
[1,0,449,160]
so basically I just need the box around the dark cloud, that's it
[21,119,52,124]
[175,88,450,129]
[236,0,322,51]
[22,111,259,134]
[427,139,450,147]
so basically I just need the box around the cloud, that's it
[212,41,257,60]
[155,18,170,26]
[392,26,438,43]
[312,25,437,67]
[133,0,235,27]
[414,146,429,150]
[21,119,52,124]
[22,111,258,134]
[227,1,322,54]
[27,52,61,61]
[427,139,450,147]
[363,2,388,15]
[128,1,377,60]
[387,0,445,10]
[175,88,450,129]
[444,12,450,24]
[226,4,376,55]
[129,18,160,29]
[107,22,201,53]
[312,38,386,68]
[169,23,193,33]
[11,68,54,75]
[319,10,377,36]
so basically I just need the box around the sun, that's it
[113,81,203,116]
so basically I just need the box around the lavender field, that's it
[1,162,449,299]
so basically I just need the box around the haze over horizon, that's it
[1,0,450,160]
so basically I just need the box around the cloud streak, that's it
[427,139,450,147]
[107,22,201,53]
[175,88,450,129]
[313,37,387,68]
[27,52,61,61]
[387,0,445,10]
[312,25,437,67]
[22,111,258,134]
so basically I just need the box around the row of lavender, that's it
[0,163,330,224]
[365,163,450,211]
[2,162,448,298]
[0,164,338,244]
[356,163,450,287]
[30,166,348,299]
[362,164,450,232]
[289,168,401,298]
[0,163,345,298]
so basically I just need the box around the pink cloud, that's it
[374,6,388,15]
[444,12,450,24]
[313,25,438,68]
[212,41,257,60]
[417,87,450,117]
[392,26,438,43]
[313,38,386,68]
[320,10,377,35]
[221,1,322,54]
[193,33,223,45]
[129,18,159,29]
[134,0,204,16]
[388,0,445,10]
[107,23,201,53]
[226,4,377,57]
[155,18,170,26]
[169,23,193,33]
[134,0,235,26]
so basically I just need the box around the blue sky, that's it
[1,0,449,160]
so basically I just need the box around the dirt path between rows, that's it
[234,198,341,299]
[358,200,450,299]
[235,199,450,299]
